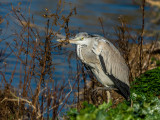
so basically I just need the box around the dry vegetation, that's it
[0,0,160,119]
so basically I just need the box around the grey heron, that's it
[57,32,130,101]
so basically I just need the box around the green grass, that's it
[131,67,160,97]
[66,67,160,120]
[151,57,160,66]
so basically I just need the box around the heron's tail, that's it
[108,74,130,100]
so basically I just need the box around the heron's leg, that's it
[92,87,117,92]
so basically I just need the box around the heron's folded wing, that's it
[95,40,130,100]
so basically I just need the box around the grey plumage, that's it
[57,32,130,100]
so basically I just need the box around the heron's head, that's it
[57,32,93,46]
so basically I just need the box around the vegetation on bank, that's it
[66,67,160,120]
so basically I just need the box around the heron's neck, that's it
[77,45,83,60]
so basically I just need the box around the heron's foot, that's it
[92,87,117,93]
[92,87,117,103]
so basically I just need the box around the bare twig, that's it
[139,0,145,74]
[98,17,106,38]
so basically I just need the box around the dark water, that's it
[0,0,158,117]
[0,0,144,81]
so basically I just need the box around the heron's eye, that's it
[81,37,84,40]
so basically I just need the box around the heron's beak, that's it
[68,38,79,44]
[57,39,66,42]
[57,38,78,44]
